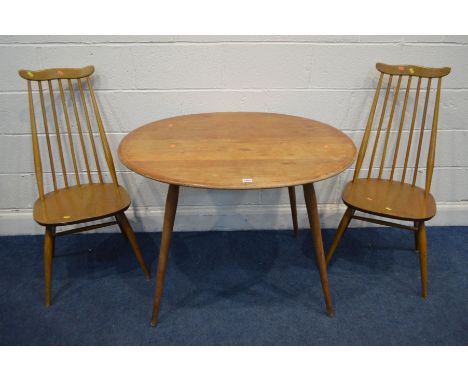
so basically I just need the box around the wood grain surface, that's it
[118,112,356,189]
[342,179,436,221]
[33,184,131,226]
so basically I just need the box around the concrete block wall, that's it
[1,35,467,234]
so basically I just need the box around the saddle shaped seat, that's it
[33,183,131,226]
[342,178,436,222]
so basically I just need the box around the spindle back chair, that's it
[326,63,451,298]
[19,66,150,306]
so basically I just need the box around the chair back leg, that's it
[326,207,354,265]
[116,213,150,280]
[44,226,55,306]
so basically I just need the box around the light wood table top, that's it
[118,112,356,189]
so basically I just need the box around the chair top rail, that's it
[376,63,450,78]
[19,65,95,81]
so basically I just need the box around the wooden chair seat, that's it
[33,183,131,226]
[342,178,436,221]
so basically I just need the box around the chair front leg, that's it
[417,221,428,298]
[414,221,419,251]
[44,226,55,306]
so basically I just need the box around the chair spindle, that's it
[48,80,68,188]
[353,72,384,181]
[78,79,103,183]
[38,81,57,191]
[68,79,92,183]
[367,75,393,179]
[27,80,44,199]
[58,79,80,186]
[412,78,432,186]
[378,75,402,179]
[87,78,119,186]
[425,78,442,196]
[401,76,422,183]
[390,76,412,181]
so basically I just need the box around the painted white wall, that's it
[1,35,467,234]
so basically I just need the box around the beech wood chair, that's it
[326,63,451,298]
[19,65,150,306]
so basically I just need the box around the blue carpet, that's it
[0,227,467,345]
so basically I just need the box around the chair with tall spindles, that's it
[19,66,150,306]
[326,63,451,298]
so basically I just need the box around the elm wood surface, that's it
[19,66,150,306]
[33,184,131,226]
[118,112,356,189]
[326,63,451,299]
[342,179,436,221]
[118,112,356,326]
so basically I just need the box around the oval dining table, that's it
[118,112,356,326]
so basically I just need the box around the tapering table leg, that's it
[303,183,333,317]
[151,184,179,327]
[288,186,299,237]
